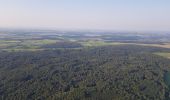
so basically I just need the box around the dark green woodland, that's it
[1,45,170,100]
[1,31,170,100]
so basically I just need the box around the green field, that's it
[80,40,170,49]
[0,39,58,51]
[154,52,170,59]
[1,32,170,52]
[79,40,124,47]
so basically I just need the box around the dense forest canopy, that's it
[1,45,170,100]
[1,0,170,99]
[1,31,170,100]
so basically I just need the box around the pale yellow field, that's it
[80,40,170,49]
[154,52,170,59]
[135,43,170,49]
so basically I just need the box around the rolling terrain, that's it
[1,30,170,100]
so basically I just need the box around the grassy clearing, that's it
[1,48,45,52]
[0,39,58,51]
[0,40,21,48]
[79,40,125,47]
[154,52,170,59]
[135,43,170,49]
[0,40,21,43]
[21,39,57,46]
[79,40,170,49]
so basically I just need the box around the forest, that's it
[1,0,170,99]
[1,45,170,100]
[1,31,170,100]
[0,0,170,100]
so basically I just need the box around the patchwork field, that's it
[1,31,170,52]
[1,39,170,52]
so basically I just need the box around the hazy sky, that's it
[0,0,170,31]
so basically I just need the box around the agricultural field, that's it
[154,52,170,59]
[1,30,170,52]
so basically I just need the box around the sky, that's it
[0,0,170,31]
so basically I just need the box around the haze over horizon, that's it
[0,0,170,31]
